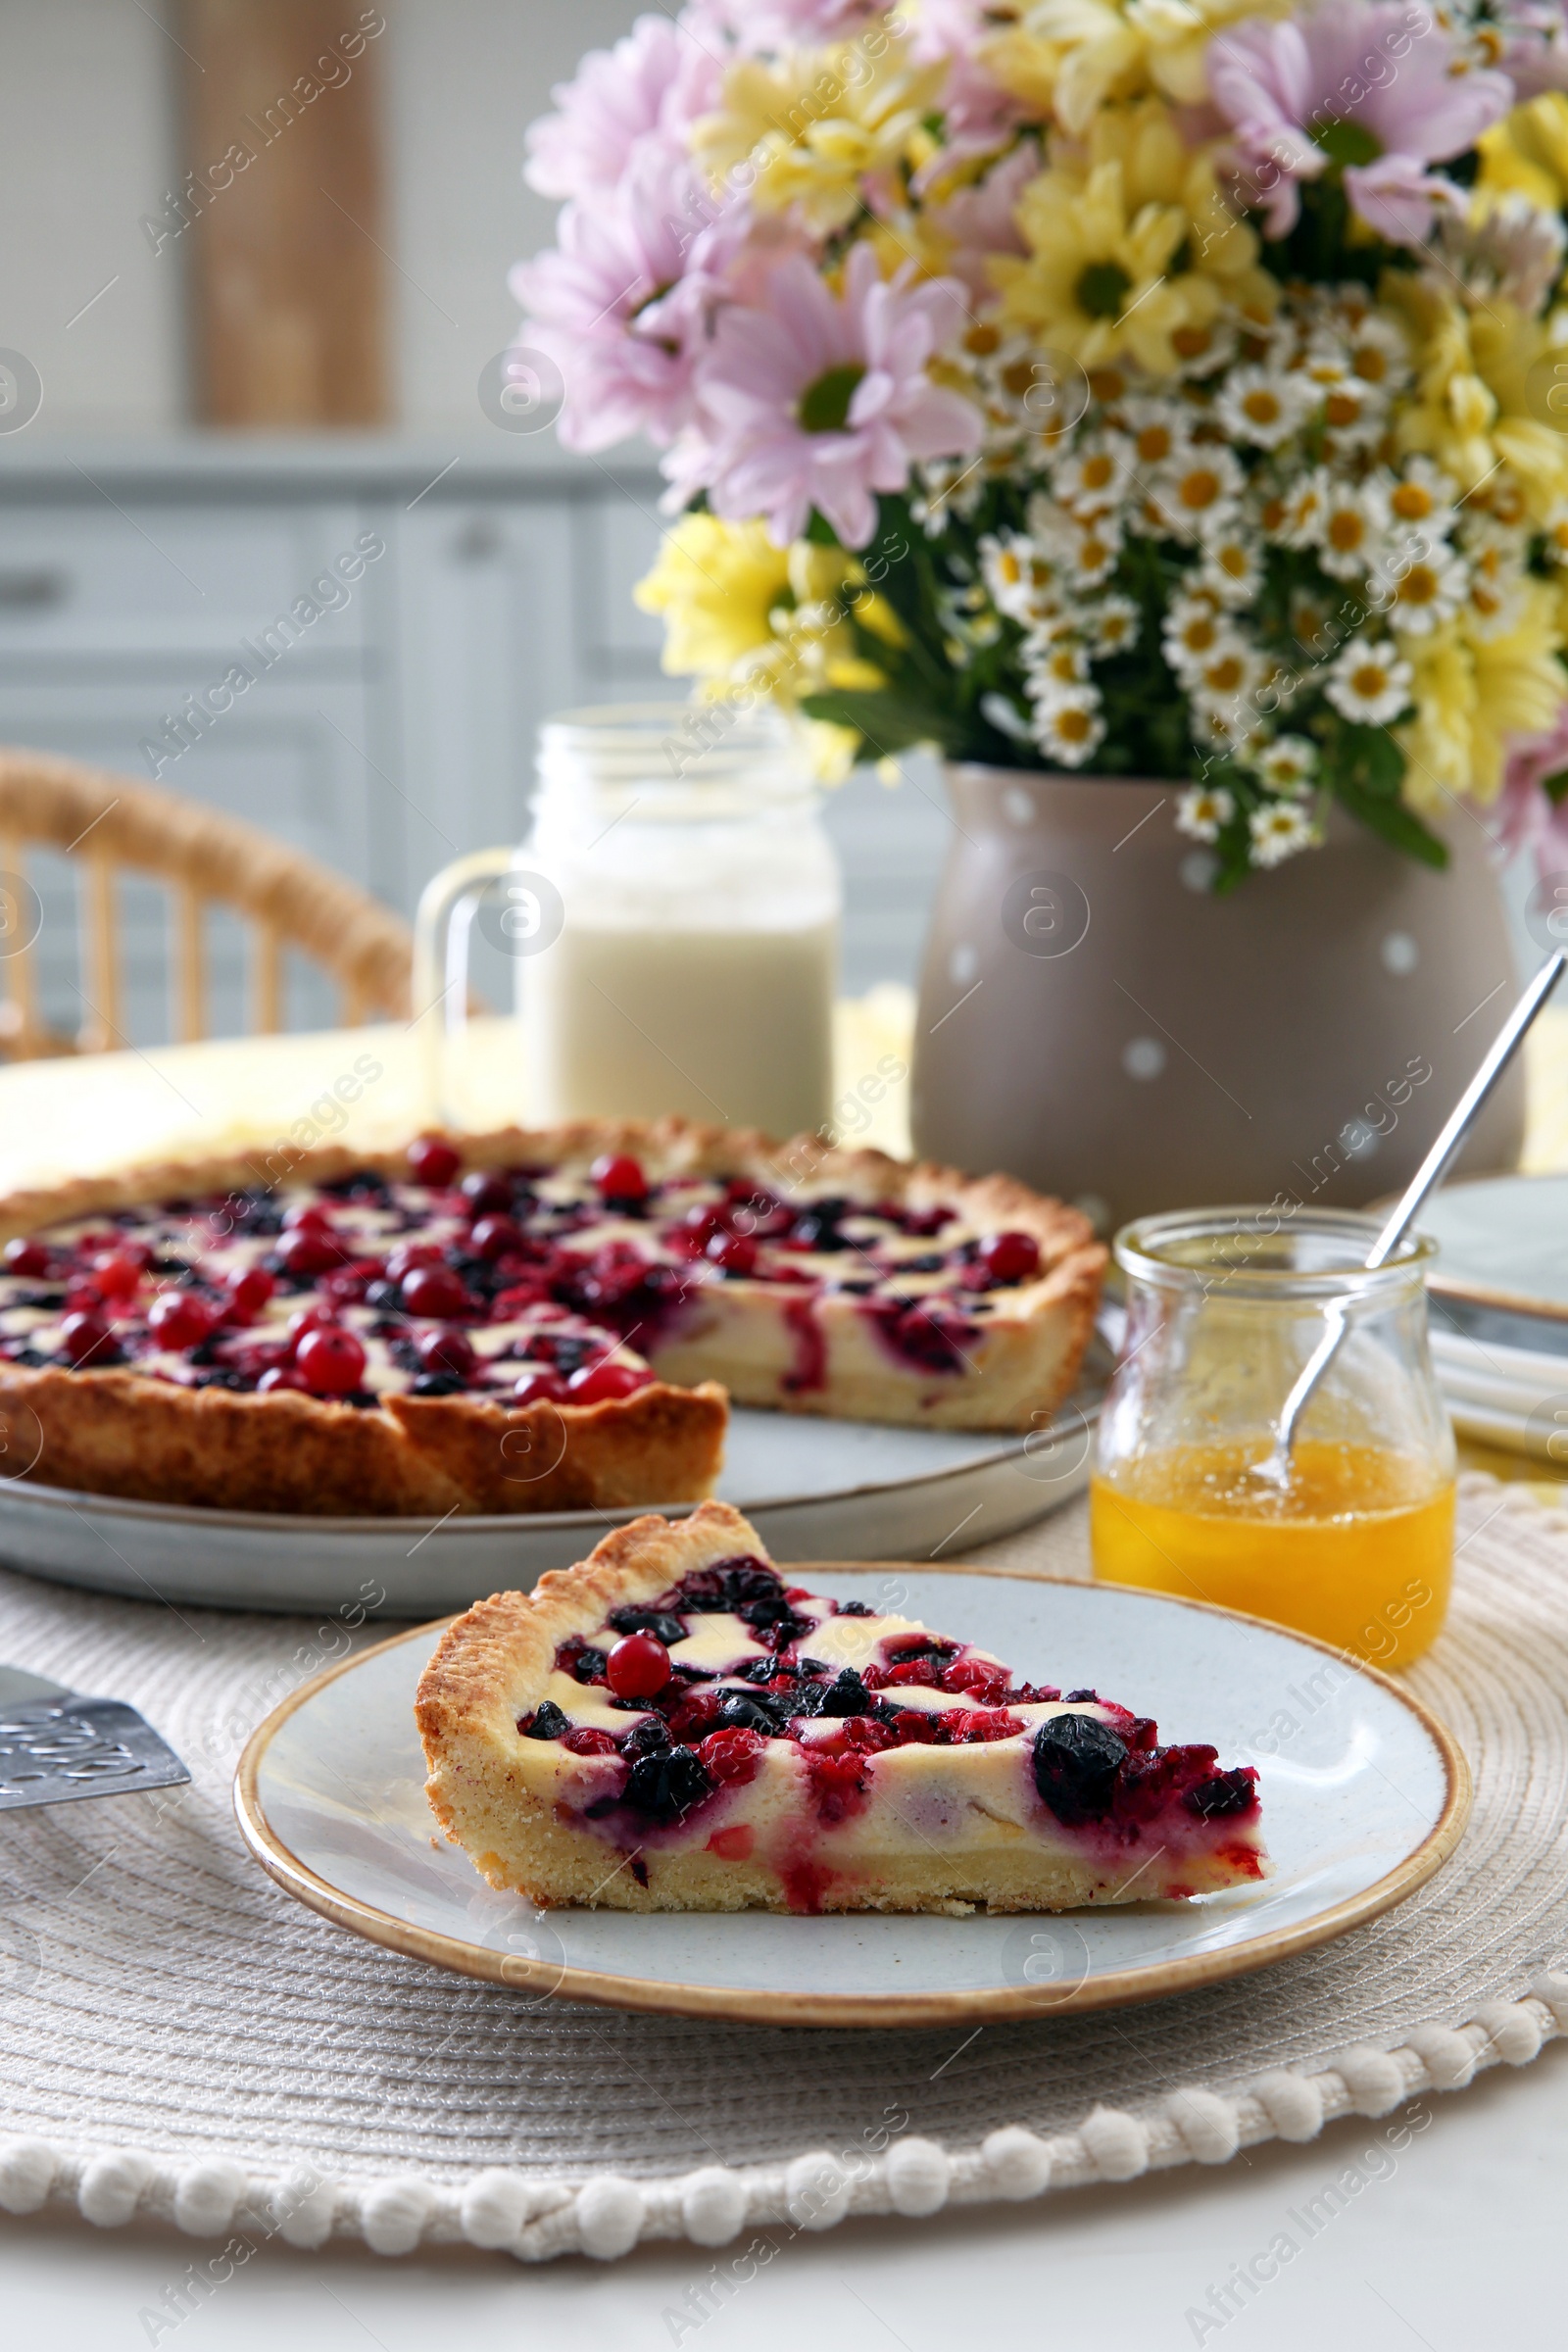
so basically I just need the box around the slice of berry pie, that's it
[0,1119,1103,1516]
[417,1502,1268,1913]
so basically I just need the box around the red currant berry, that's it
[224,1264,276,1321]
[591,1152,647,1202]
[561,1725,618,1756]
[2,1239,51,1277]
[698,1727,764,1786]
[148,1291,218,1350]
[565,1359,654,1404]
[276,1225,347,1277]
[385,1241,444,1285]
[59,1310,115,1367]
[978,1230,1040,1285]
[670,1204,723,1256]
[88,1250,145,1301]
[461,1170,514,1218]
[416,1327,476,1381]
[606,1631,671,1698]
[408,1136,461,1188]
[492,1281,551,1320]
[706,1231,758,1276]
[400,1265,470,1320]
[282,1201,332,1232]
[512,1367,567,1405]
[469,1213,527,1260]
[284,1304,335,1354]
[257,1365,311,1394]
[295,1326,368,1396]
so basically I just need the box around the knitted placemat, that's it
[0,1472,1565,2265]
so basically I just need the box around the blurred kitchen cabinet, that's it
[0,445,946,1038]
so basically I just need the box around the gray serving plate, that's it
[0,1389,1100,1616]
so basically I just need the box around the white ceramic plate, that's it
[0,1387,1101,1617]
[1432,1329,1568,1411]
[1422,1175,1568,1322]
[1441,1391,1566,1460]
[234,1567,1469,2027]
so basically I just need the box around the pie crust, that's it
[0,1120,1104,1516]
[417,1501,1269,1914]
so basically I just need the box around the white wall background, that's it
[0,0,649,435]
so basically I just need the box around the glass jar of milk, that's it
[416,703,841,1136]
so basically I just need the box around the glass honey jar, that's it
[1090,1207,1455,1667]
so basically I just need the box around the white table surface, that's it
[2,2039,1563,2350]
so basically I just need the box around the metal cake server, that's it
[0,1665,189,1811]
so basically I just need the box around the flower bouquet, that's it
[515,0,1568,888]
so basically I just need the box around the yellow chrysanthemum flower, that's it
[692,34,946,236]
[1397,586,1568,810]
[991,105,1273,373]
[992,160,1189,372]
[804,721,863,782]
[634,515,792,683]
[1477,94,1568,215]
[1389,277,1568,522]
[980,0,1289,135]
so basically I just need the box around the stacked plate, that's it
[1422,1175,1568,1461]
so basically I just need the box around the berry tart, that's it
[0,1120,1102,1517]
[417,1502,1268,1914]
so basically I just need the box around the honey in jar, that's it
[1091,1212,1456,1666]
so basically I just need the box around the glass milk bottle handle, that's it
[413,848,516,1127]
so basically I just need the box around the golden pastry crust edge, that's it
[416,1500,758,1857]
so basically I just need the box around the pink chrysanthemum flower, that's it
[907,0,1027,173]
[512,145,744,452]
[1209,0,1513,246]
[1500,4,1568,99]
[1494,708,1568,878]
[678,244,984,549]
[524,16,720,203]
[681,0,885,48]
[928,141,1038,299]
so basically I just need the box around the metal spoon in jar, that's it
[1257,950,1566,1487]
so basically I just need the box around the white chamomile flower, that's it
[1026,633,1091,688]
[1064,516,1122,587]
[1316,478,1391,579]
[1200,521,1263,606]
[1342,312,1411,398]
[1382,543,1469,636]
[1120,396,1193,473]
[1249,800,1318,867]
[1050,434,1134,518]
[1319,374,1389,451]
[1162,590,1229,681]
[1192,635,1264,712]
[1325,636,1415,725]
[1171,318,1239,380]
[979,530,1056,625]
[1250,734,1318,796]
[1275,470,1330,551]
[1461,519,1528,636]
[1151,446,1245,543]
[1215,366,1315,450]
[1541,501,1568,567]
[1084,594,1140,656]
[1298,335,1351,394]
[1029,681,1104,767]
[1385,457,1459,541]
[1176,783,1234,842]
